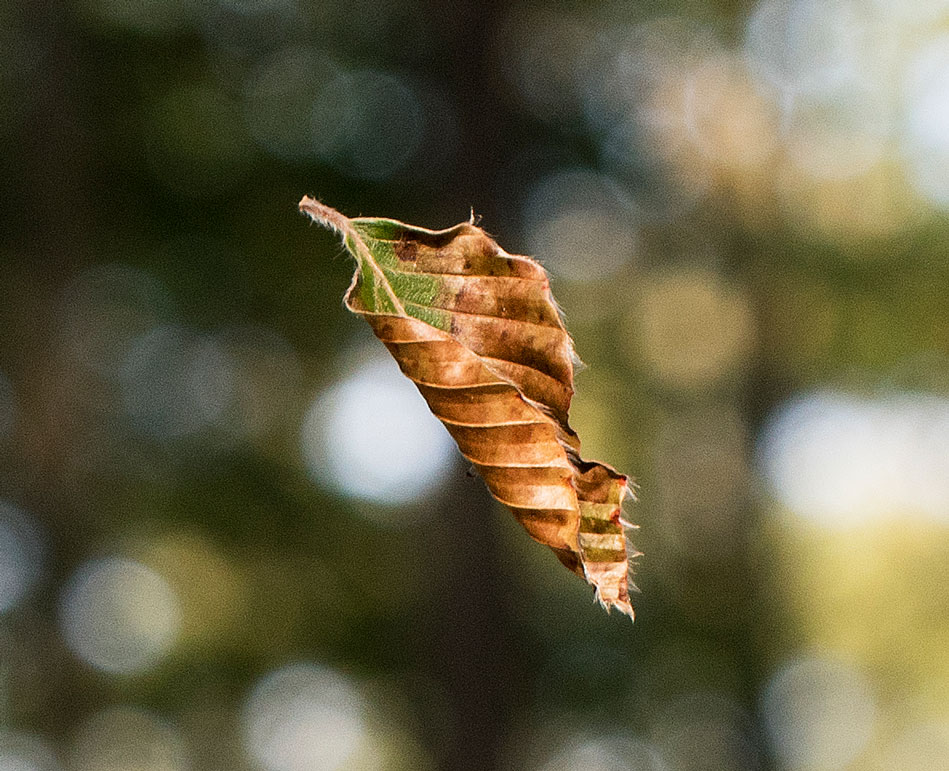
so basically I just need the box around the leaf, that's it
[299,197,639,618]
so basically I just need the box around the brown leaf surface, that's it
[299,197,638,618]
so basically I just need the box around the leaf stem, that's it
[297,196,351,236]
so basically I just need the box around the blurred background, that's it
[2,0,949,769]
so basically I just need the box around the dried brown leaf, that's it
[300,197,638,618]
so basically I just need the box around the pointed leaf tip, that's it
[300,196,640,620]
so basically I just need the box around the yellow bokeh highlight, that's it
[682,53,780,176]
[776,158,922,244]
[629,268,756,390]
[764,514,949,735]
[139,531,248,651]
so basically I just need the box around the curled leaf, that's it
[300,197,638,618]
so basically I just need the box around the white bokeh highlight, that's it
[744,0,868,97]
[120,325,236,440]
[901,35,949,207]
[58,557,181,674]
[243,662,366,771]
[521,168,637,282]
[758,390,949,527]
[310,68,424,181]
[761,655,876,770]
[301,353,455,507]
[0,729,60,771]
[537,735,667,771]
[243,46,344,163]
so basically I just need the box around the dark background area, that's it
[2,1,948,770]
